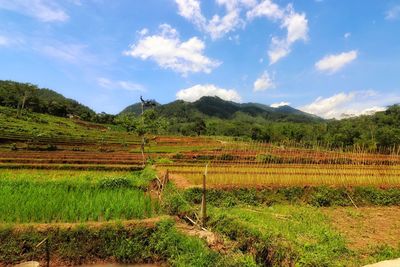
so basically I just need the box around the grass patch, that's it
[208,205,349,266]
[0,219,256,266]
[0,169,159,223]
[182,187,400,208]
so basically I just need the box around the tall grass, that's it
[0,172,157,223]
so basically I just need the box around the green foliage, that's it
[0,105,139,143]
[0,80,95,120]
[115,109,168,136]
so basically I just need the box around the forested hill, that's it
[0,80,95,120]
[121,96,320,123]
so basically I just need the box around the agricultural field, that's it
[1,110,400,266]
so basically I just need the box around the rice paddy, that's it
[0,170,158,223]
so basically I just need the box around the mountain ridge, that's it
[120,96,321,122]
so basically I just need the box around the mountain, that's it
[0,80,95,120]
[121,96,321,122]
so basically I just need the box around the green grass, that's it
[0,219,256,266]
[0,169,158,223]
[208,205,350,266]
[0,169,151,188]
[0,106,139,145]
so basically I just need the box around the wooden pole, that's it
[201,173,207,227]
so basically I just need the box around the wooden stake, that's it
[201,173,207,227]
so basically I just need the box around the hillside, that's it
[0,80,95,120]
[121,96,320,123]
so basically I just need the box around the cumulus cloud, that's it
[248,2,308,64]
[124,24,220,75]
[253,71,275,92]
[315,50,358,74]
[175,0,252,40]
[175,0,308,63]
[0,0,69,22]
[97,78,145,92]
[299,90,394,119]
[176,84,242,102]
[344,32,351,39]
[385,5,400,20]
[246,0,283,21]
[271,101,290,108]
[175,0,206,28]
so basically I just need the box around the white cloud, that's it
[176,84,242,102]
[253,71,275,92]
[315,50,358,74]
[248,2,308,64]
[299,90,395,119]
[124,24,220,75]
[207,7,244,40]
[175,0,206,28]
[174,0,308,63]
[39,43,96,64]
[385,5,400,20]
[97,77,145,92]
[0,0,69,22]
[271,101,290,108]
[0,35,10,46]
[344,32,351,39]
[268,37,290,64]
[246,0,283,21]
[282,7,308,44]
[175,0,256,40]
[137,28,149,36]
[0,32,25,47]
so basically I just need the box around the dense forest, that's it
[121,97,400,150]
[0,80,95,120]
[0,80,399,150]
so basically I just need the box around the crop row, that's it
[0,181,156,223]
[0,163,142,171]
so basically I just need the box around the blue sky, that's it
[0,0,399,118]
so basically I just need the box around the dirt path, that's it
[323,207,400,250]
[167,173,195,189]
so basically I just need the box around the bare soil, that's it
[323,207,400,250]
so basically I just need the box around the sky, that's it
[0,0,400,118]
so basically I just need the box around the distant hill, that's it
[121,96,321,123]
[0,80,95,120]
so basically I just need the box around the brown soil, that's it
[323,207,400,250]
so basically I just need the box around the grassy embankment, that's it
[162,185,400,266]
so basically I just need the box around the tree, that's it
[115,107,167,165]
[193,117,206,136]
